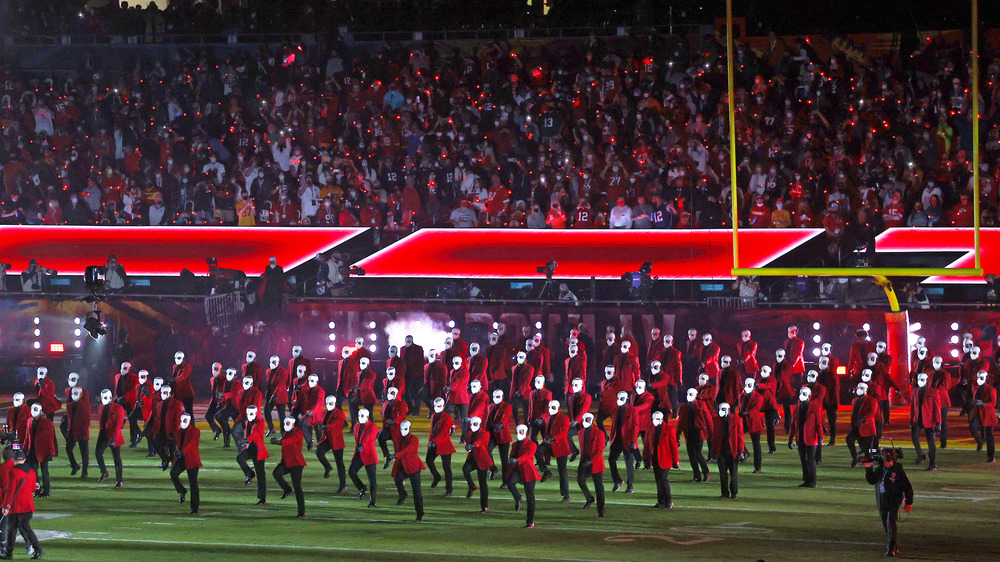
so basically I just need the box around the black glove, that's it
[570,421,578,429]
[509,457,519,465]
[581,459,592,469]
[270,437,281,445]
[532,418,544,428]
[444,386,451,395]
[787,440,794,450]
[593,393,602,401]
[544,437,554,444]
[306,411,313,418]
[465,444,474,452]
[386,419,395,426]
[292,384,301,392]
[173,449,183,459]
[976,400,986,407]
[357,445,363,453]
[934,424,942,433]
[428,441,436,450]
[630,444,639,454]
[493,423,503,433]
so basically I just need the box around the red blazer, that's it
[851,394,880,438]
[288,356,313,379]
[651,422,680,469]
[392,432,426,477]
[172,362,194,399]
[632,392,654,433]
[578,425,606,474]
[352,421,379,466]
[608,404,639,447]
[468,355,489,388]
[543,412,572,458]
[98,403,126,447]
[564,355,587,393]
[65,391,92,441]
[25,416,56,463]
[738,339,759,373]
[3,464,36,514]
[267,366,290,404]
[567,392,592,423]
[320,408,346,450]
[359,369,378,405]
[388,356,408,394]
[448,366,471,405]
[931,369,954,408]
[808,383,827,409]
[613,352,641,387]
[528,387,553,421]
[428,411,456,455]
[508,439,541,482]
[848,340,876,375]
[35,378,61,415]
[819,369,840,409]
[114,372,139,409]
[486,402,512,445]
[236,387,264,422]
[297,386,326,421]
[242,362,266,392]
[150,397,183,439]
[280,427,307,467]
[468,391,489,420]
[774,360,795,400]
[909,387,942,429]
[662,347,683,385]
[5,406,28,442]
[245,418,269,460]
[465,428,494,470]
[718,369,742,408]
[739,391,765,433]
[598,378,626,415]
[701,343,721,379]
[425,362,448,398]
[972,385,997,428]
[676,400,713,441]
[755,375,779,410]
[712,414,746,457]
[175,426,202,469]
[784,336,805,374]
[486,344,510,382]
[789,399,824,447]
[509,364,534,397]
[697,383,718,412]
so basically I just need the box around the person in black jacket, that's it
[864,447,913,558]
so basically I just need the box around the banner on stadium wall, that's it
[0,226,990,282]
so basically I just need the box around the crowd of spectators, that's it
[1,26,1000,260]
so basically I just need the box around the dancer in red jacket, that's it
[271,417,307,517]
[392,420,426,520]
[650,411,679,508]
[537,400,571,501]
[316,395,347,492]
[25,403,55,497]
[426,398,456,496]
[171,351,195,415]
[910,373,941,470]
[576,413,606,518]
[506,424,540,527]
[677,388,713,483]
[2,451,41,559]
[970,371,997,462]
[713,402,745,498]
[65,383,91,478]
[788,387,823,488]
[378,387,408,467]
[349,408,379,507]
[236,405,269,504]
[171,412,202,514]
[739,378,766,473]
[96,389,126,487]
[462,416,493,512]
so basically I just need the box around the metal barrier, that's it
[204,292,243,335]
[706,296,756,308]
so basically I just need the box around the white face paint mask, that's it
[470,380,482,394]
[917,374,928,388]
[153,378,163,391]
[138,371,149,384]
[720,356,731,369]
[663,336,673,347]
[532,335,542,348]
[242,377,253,391]
[387,388,398,401]
[452,357,463,370]
[776,350,786,362]
[433,398,445,413]
[246,352,256,364]
[226,369,236,382]
[971,347,981,360]
[616,392,629,407]
[101,390,112,405]
[212,363,222,376]
[292,346,302,358]
[516,352,526,365]
[516,425,528,441]
[30,404,43,418]
[718,403,731,417]
[428,350,438,363]
[876,342,887,354]
[821,343,831,356]
[386,367,396,380]
[861,370,872,383]
[175,352,185,365]
[525,340,534,352]
[652,412,664,427]
[582,414,594,428]
[799,388,811,402]
[180,415,192,429]
[71,388,83,402]
[356,337,365,348]
[400,420,412,436]
[534,376,545,390]
[856,383,868,397]
[342,347,353,360]
[806,371,818,384]
[741,331,751,342]
[932,357,943,370]
[548,400,560,415]
[246,407,257,422]
[635,380,646,395]
[68,373,80,388]
[444,337,453,350]
[325,396,337,411]
[489,334,499,346]
[744,378,755,394]
[867,353,877,366]
[388,346,398,358]
[468,418,480,432]
[12,394,24,408]
[818,357,829,371]
[917,347,927,360]
[358,409,370,424]
[493,391,504,405]
[284,417,296,432]
[568,345,578,358]
[359,357,370,370]
[120,362,132,375]
[686,389,698,403]
[470,343,480,356]
[308,375,319,389]
[606,334,615,346]
[702,334,712,346]
[571,379,583,393]
[915,337,926,349]
[296,365,307,379]
[269,356,280,369]
[620,342,631,354]
[650,361,662,375]
[698,374,709,387]
[36,367,48,380]
[760,366,771,379]
[976,371,988,386]
[160,388,171,400]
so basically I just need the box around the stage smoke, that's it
[383,313,451,357]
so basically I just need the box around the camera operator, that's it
[104,255,128,292]
[864,447,913,558]
[0,262,11,291]
[20,259,56,292]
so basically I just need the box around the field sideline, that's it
[9,403,999,561]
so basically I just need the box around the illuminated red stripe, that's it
[874,227,991,284]
[355,229,823,279]
[0,226,368,276]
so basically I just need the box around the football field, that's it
[16,405,1000,561]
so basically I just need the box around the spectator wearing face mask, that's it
[609,197,632,229]
[770,199,792,228]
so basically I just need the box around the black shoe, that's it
[296,513,306,518]
[245,472,255,486]
[324,467,331,478]
[752,469,761,474]
[98,472,109,483]
[940,443,947,449]
[977,442,984,452]
[654,503,665,509]
[415,512,425,521]
[690,477,702,483]
[213,431,221,441]
[265,429,275,438]
[988,457,997,463]
[798,482,810,487]
[612,481,622,492]
[179,492,186,503]
[703,472,711,482]
[359,487,368,500]
[583,497,594,509]
[281,491,291,500]
[489,466,498,480]
[306,442,313,451]
[466,486,477,499]
[625,486,635,494]
[480,507,489,513]
[336,485,347,494]
[925,464,938,471]
[767,449,776,455]
[541,470,552,482]
[524,523,534,528]
[397,493,408,506]
[514,496,522,511]
[255,499,266,505]
[915,454,926,466]
[189,509,199,515]
[431,475,441,488]
[223,443,232,449]
[160,462,169,471]
[569,453,578,463]
[30,549,42,560]
[383,455,395,469]
[114,481,123,488]
[367,501,377,508]
[81,469,88,479]
[70,465,80,476]
[144,452,156,458]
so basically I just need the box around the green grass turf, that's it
[16,405,1000,561]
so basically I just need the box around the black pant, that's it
[316,443,346,488]
[450,403,469,437]
[395,470,424,516]
[273,462,305,515]
[880,505,900,552]
[577,468,605,515]
[349,457,377,503]
[653,465,672,505]
[880,399,890,425]
[236,446,266,501]
[798,444,817,486]
[95,439,122,483]
[45,412,57,455]
[4,513,38,555]
[29,459,49,495]
[404,382,422,416]
[567,425,580,456]
[66,438,89,473]
[0,510,31,555]
[910,424,937,466]
[685,434,710,480]
[215,405,238,446]
[781,400,793,435]
[488,440,509,482]
[764,409,779,452]
[970,419,996,458]
[939,407,949,447]
[154,432,174,465]
[749,432,762,471]
[170,464,200,511]
[846,428,874,462]
[426,451,453,493]
[608,439,635,487]
[264,398,286,434]
[511,395,529,425]
[127,406,144,444]
[826,406,838,445]
[667,384,679,418]
[462,458,489,509]
[717,453,738,497]
[378,427,395,459]
[505,471,536,525]
[206,401,223,436]
[180,397,194,416]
